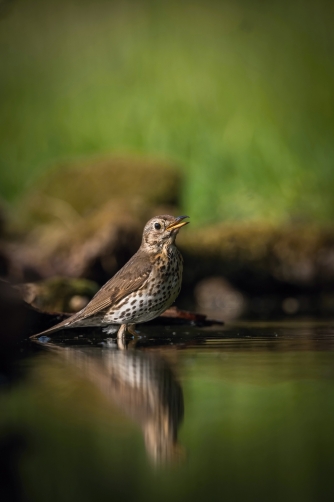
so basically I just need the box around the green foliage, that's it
[0,0,334,225]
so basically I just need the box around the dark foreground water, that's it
[2,320,334,502]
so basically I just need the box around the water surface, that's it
[1,320,334,502]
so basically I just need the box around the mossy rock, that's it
[17,155,183,228]
[179,222,334,292]
[9,199,144,283]
[17,276,99,313]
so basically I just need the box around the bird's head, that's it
[141,215,189,252]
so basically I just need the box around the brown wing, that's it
[31,249,153,337]
[76,249,153,319]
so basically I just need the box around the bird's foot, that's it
[115,324,141,349]
[127,324,140,337]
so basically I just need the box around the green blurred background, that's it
[1,0,334,226]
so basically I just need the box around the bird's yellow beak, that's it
[166,215,190,231]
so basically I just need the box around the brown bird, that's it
[32,215,189,339]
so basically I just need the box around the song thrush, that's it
[32,215,189,339]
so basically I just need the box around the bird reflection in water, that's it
[61,337,184,465]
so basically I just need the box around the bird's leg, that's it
[116,324,138,349]
[127,324,139,337]
[126,324,140,348]
[117,324,127,339]
[116,323,138,343]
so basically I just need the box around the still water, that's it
[2,321,334,502]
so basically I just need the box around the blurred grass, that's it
[0,0,334,225]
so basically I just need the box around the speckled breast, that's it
[104,246,183,325]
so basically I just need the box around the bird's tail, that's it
[30,314,75,339]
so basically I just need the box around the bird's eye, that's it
[154,222,161,230]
